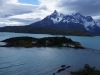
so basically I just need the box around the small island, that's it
[0,36,84,49]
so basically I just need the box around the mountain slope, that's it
[30,10,100,34]
[0,26,92,36]
[0,10,100,35]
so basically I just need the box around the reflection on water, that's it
[0,42,6,45]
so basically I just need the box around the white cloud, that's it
[93,16,100,20]
[0,0,38,17]
[0,0,40,26]
[0,0,100,26]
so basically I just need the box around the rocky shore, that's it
[52,64,100,75]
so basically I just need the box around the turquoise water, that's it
[0,32,100,75]
[66,36,100,50]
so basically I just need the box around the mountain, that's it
[96,20,100,27]
[0,10,100,36]
[30,10,100,34]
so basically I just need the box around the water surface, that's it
[0,32,100,75]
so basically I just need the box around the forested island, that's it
[0,36,84,49]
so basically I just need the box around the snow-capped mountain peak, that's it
[48,10,99,31]
[31,10,100,34]
[50,10,64,24]
[51,10,58,17]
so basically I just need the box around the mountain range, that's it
[0,10,100,36]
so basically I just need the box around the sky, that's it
[0,0,100,27]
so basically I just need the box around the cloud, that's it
[0,0,18,5]
[0,1,38,18]
[38,5,48,10]
[0,0,40,26]
[0,0,100,26]
[38,0,100,19]
[8,18,41,25]
[56,0,100,16]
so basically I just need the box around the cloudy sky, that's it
[0,0,100,27]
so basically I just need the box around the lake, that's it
[0,32,100,75]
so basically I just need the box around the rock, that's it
[66,66,71,68]
[61,65,66,67]
[57,68,66,73]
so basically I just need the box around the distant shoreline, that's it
[0,31,97,37]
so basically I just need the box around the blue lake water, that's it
[0,32,100,75]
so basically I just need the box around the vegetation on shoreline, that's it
[1,36,84,48]
[52,64,100,75]
[71,64,100,75]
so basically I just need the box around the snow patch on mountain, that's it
[30,10,100,34]
[48,10,100,31]
[84,21,95,30]
[96,20,100,28]
[51,17,62,24]
[86,21,95,27]
[50,10,65,24]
